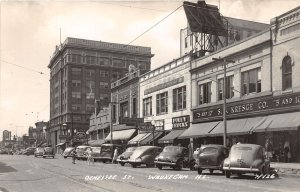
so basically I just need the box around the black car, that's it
[117,147,137,166]
[195,144,229,175]
[43,147,55,158]
[24,147,36,156]
[154,146,191,170]
[98,144,121,163]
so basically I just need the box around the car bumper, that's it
[195,165,222,170]
[223,167,260,172]
[117,159,129,163]
[154,160,176,166]
[128,159,142,164]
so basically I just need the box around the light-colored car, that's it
[63,147,75,159]
[117,147,137,166]
[76,146,90,160]
[34,147,45,157]
[91,147,101,162]
[128,146,162,168]
[43,147,55,158]
[223,143,270,178]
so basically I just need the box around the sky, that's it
[0,0,300,139]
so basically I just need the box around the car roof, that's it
[200,144,227,149]
[231,143,262,149]
[164,146,187,150]
[137,146,161,150]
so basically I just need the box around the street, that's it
[0,155,299,192]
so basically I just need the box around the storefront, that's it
[104,124,137,146]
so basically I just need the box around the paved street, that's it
[0,155,299,192]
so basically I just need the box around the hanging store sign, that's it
[138,122,154,132]
[154,120,164,131]
[75,132,86,139]
[172,115,190,129]
[144,77,184,95]
[193,92,300,122]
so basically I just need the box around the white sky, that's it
[0,0,299,138]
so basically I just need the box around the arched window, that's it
[282,56,292,90]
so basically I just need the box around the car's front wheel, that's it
[131,164,136,168]
[120,162,125,166]
[157,165,162,170]
[64,156,67,159]
[209,169,214,174]
[225,171,231,178]
[176,160,183,171]
[197,168,202,175]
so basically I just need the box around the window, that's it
[86,81,95,99]
[143,97,152,116]
[72,92,81,99]
[113,59,126,68]
[173,86,186,111]
[156,92,168,114]
[100,94,109,101]
[86,93,95,99]
[86,56,96,64]
[242,68,261,95]
[100,81,109,89]
[72,80,81,87]
[71,54,81,63]
[100,70,109,77]
[86,69,95,77]
[198,82,211,104]
[112,105,116,121]
[72,104,81,111]
[71,68,81,75]
[120,102,128,118]
[282,56,292,90]
[132,98,137,116]
[86,104,94,112]
[99,57,110,66]
[185,37,188,48]
[218,76,234,100]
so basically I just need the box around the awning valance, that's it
[105,129,136,142]
[251,112,300,132]
[128,133,149,145]
[158,129,186,144]
[139,132,163,145]
[210,117,264,136]
[178,121,220,139]
[87,123,110,132]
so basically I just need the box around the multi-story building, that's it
[48,37,153,148]
[138,55,191,147]
[180,6,300,162]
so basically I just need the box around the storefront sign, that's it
[144,77,184,95]
[119,117,144,126]
[75,132,86,139]
[193,92,300,122]
[154,120,164,131]
[172,115,190,129]
[138,122,154,132]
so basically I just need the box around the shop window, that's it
[156,92,168,114]
[173,86,186,111]
[241,68,261,95]
[198,82,211,104]
[132,98,137,117]
[282,56,292,90]
[120,102,128,118]
[218,76,234,101]
[143,97,152,116]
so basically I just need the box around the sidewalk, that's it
[271,162,300,177]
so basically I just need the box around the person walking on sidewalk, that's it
[112,147,119,164]
[87,148,94,166]
[71,148,77,164]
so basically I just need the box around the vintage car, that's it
[43,147,55,158]
[63,147,75,159]
[34,147,45,157]
[117,147,137,166]
[128,146,162,168]
[98,144,121,163]
[91,147,101,162]
[223,144,270,178]
[195,144,229,174]
[76,146,90,160]
[24,147,36,156]
[154,146,191,170]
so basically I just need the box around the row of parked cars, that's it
[62,143,270,178]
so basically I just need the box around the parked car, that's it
[76,146,90,160]
[154,146,191,170]
[24,147,36,156]
[63,147,75,159]
[98,144,121,163]
[91,147,101,162]
[34,147,45,157]
[43,147,55,158]
[117,147,137,166]
[195,144,229,174]
[128,146,162,168]
[223,143,270,178]
[0,148,8,154]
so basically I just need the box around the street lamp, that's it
[212,57,235,147]
[86,131,89,145]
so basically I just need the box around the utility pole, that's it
[212,57,235,147]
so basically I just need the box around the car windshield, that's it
[76,146,89,151]
[92,147,101,152]
[101,146,113,152]
[125,147,136,152]
[64,148,74,152]
[163,146,183,153]
[44,148,52,152]
[233,146,252,151]
[130,148,148,159]
[201,147,218,154]
[36,148,44,152]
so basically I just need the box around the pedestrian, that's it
[87,148,94,166]
[284,139,291,162]
[265,138,273,161]
[71,148,77,164]
[112,147,118,164]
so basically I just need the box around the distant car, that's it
[43,147,55,158]
[195,144,229,174]
[154,146,191,170]
[63,147,75,159]
[223,144,270,178]
[98,144,121,163]
[128,146,162,168]
[0,148,8,154]
[34,147,45,157]
[91,147,101,162]
[76,146,90,160]
[24,147,36,156]
[117,147,137,166]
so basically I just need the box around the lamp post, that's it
[212,57,235,147]
[86,131,89,145]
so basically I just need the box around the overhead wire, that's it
[98,2,167,12]
[1,59,48,76]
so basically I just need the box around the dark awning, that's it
[210,117,264,136]
[251,112,300,132]
[139,132,163,145]
[178,121,220,139]
[128,133,149,145]
[105,129,136,142]
[158,129,186,144]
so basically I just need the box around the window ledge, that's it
[282,89,293,94]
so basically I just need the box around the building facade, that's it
[48,37,153,149]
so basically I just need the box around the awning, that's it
[105,129,136,142]
[158,129,186,144]
[251,112,300,132]
[87,123,110,132]
[210,117,264,136]
[139,132,163,145]
[88,139,105,147]
[178,121,220,139]
[128,133,149,145]
[112,124,136,131]
[56,142,66,147]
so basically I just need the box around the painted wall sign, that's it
[144,77,184,95]
[172,115,190,129]
[138,122,154,132]
[119,117,144,126]
[193,92,300,122]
